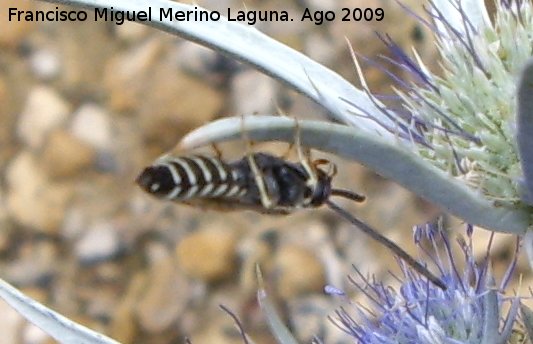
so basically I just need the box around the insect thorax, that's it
[236,153,332,209]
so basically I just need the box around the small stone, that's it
[175,42,219,76]
[138,69,224,147]
[110,273,144,343]
[144,241,171,266]
[22,323,51,344]
[173,41,238,85]
[305,33,337,65]
[288,296,346,343]
[0,187,10,253]
[4,241,58,286]
[61,207,87,241]
[300,0,337,11]
[273,245,325,299]
[237,231,275,293]
[135,254,189,333]
[6,152,71,234]
[470,229,515,270]
[114,21,149,42]
[0,297,24,341]
[111,300,138,343]
[176,224,238,283]
[75,222,122,265]
[0,76,12,165]
[17,86,70,149]
[42,130,95,178]
[231,70,278,114]
[70,103,112,151]
[0,0,35,46]
[30,48,61,80]
[188,315,242,343]
[104,38,162,111]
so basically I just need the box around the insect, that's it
[136,121,446,290]
[135,152,365,214]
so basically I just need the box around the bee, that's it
[136,119,446,290]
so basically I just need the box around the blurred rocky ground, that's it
[0,0,528,343]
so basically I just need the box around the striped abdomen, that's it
[136,155,247,201]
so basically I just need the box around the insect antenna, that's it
[325,199,447,290]
[330,188,366,202]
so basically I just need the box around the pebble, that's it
[0,297,24,343]
[137,68,224,147]
[74,222,122,265]
[365,185,425,230]
[174,41,219,77]
[104,38,162,111]
[296,221,346,288]
[187,315,243,344]
[304,33,337,65]
[0,75,9,140]
[110,273,144,343]
[0,187,10,253]
[70,103,113,151]
[231,70,278,115]
[198,0,234,11]
[17,86,70,149]
[176,224,238,283]
[29,48,61,80]
[22,323,51,344]
[337,220,382,275]
[6,152,71,234]
[288,296,348,344]
[0,0,35,46]
[41,130,95,178]
[61,206,87,241]
[237,232,275,293]
[134,254,189,333]
[273,244,325,299]
[300,0,337,11]
[143,241,171,266]
[173,41,239,85]
[3,241,58,286]
[114,21,150,42]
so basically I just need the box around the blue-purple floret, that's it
[375,33,435,91]
[327,225,521,343]
[425,0,485,72]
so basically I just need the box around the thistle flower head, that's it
[328,224,523,343]
[364,0,532,205]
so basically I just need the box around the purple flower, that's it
[327,224,522,343]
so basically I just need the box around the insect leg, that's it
[210,142,223,159]
[240,115,274,209]
[280,141,294,159]
[293,118,318,188]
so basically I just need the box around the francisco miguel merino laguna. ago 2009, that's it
[8,6,293,26]
[8,6,384,26]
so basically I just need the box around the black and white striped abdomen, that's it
[136,155,247,201]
